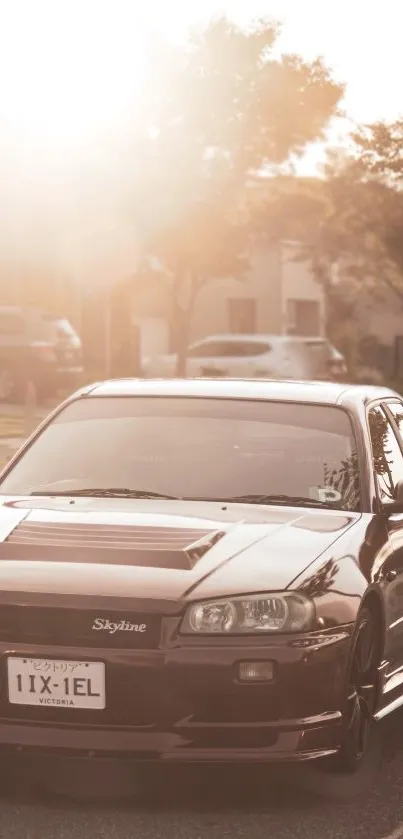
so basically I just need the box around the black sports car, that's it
[0,377,402,778]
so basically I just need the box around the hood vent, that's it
[3,521,225,569]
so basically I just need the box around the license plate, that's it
[7,657,105,710]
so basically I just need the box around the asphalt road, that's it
[0,715,403,839]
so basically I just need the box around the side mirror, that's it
[383,479,403,515]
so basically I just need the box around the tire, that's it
[300,606,383,799]
[293,727,383,801]
[335,607,380,774]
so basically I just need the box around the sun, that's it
[0,0,149,150]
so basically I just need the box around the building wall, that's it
[280,242,326,337]
[189,244,283,340]
[131,241,325,355]
[192,242,325,340]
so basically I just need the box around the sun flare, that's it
[0,0,149,148]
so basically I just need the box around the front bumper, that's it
[0,627,353,763]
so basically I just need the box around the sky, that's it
[0,0,397,175]
[0,0,400,139]
[0,0,400,275]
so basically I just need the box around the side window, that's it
[233,341,272,357]
[216,341,252,357]
[210,342,235,358]
[188,340,271,359]
[387,402,403,443]
[187,341,232,358]
[368,406,403,502]
[187,342,217,358]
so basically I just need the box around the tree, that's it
[308,130,403,375]
[244,172,366,362]
[249,119,403,378]
[349,121,403,286]
[252,137,403,371]
[130,18,343,374]
[351,119,403,187]
[304,124,403,300]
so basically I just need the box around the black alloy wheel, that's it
[335,607,379,773]
[295,607,382,799]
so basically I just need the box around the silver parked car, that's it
[142,334,348,381]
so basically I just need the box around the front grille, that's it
[0,604,169,726]
[0,605,162,649]
[190,694,281,724]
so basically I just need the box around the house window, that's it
[227,298,257,334]
[287,299,320,337]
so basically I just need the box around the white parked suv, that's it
[142,334,347,381]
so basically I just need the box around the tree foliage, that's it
[351,120,403,187]
[309,123,403,292]
[263,124,403,373]
[131,17,343,373]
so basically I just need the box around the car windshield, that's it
[0,397,361,511]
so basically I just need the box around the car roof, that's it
[83,378,400,407]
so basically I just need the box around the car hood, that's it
[0,497,360,603]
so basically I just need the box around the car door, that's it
[187,339,275,378]
[272,339,310,379]
[186,339,231,377]
[220,340,273,377]
[222,339,299,379]
[368,402,403,670]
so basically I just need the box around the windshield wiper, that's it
[28,488,338,508]
[30,488,180,500]
[201,494,339,509]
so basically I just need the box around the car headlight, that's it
[180,593,315,635]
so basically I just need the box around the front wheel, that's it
[335,607,379,773]
[299,608,383,799]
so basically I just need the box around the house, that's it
[130,240,326,358]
